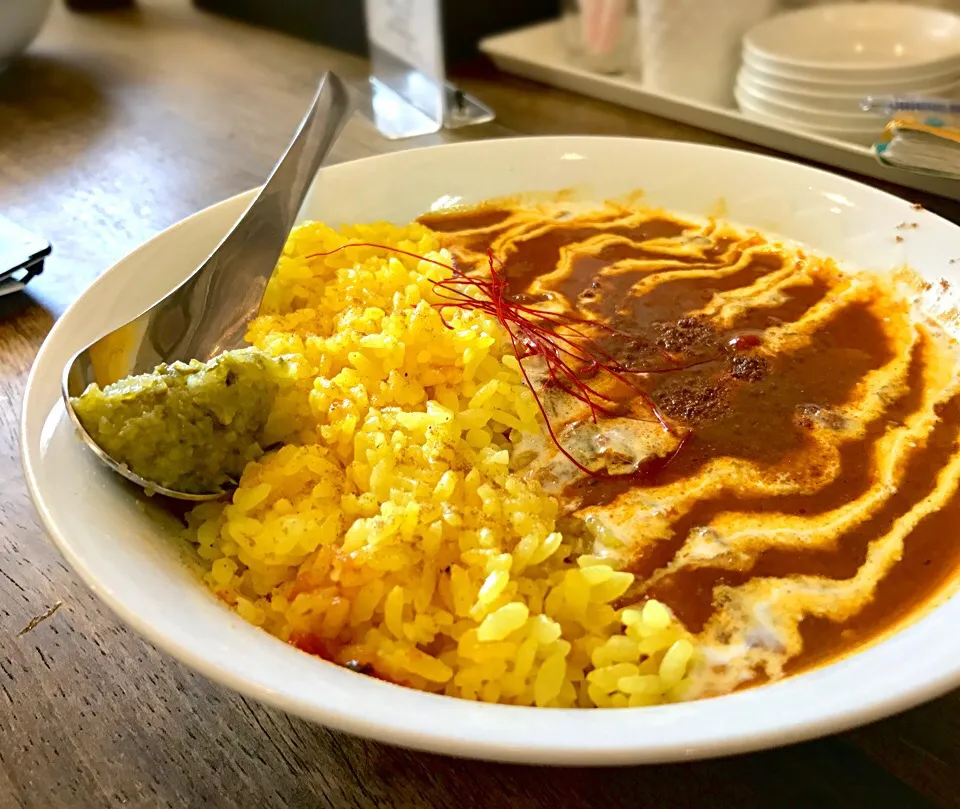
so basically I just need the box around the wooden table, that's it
[2,3,960,807]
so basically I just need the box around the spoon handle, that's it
[157,72,352,360]
[66,72,351,400]
[62,72,352,501]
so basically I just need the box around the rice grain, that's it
[186,220,700,708]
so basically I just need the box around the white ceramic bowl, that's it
[736,81,878,126]
[22,137,960,765]
[735,90,882,145]
[738,59,960,94]
[744,3,960,80]
[738,66,960,113]
[742,48,960,85]
[0,0,52,69]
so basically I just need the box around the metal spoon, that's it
[62,71,352,501]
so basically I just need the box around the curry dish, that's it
[421,202,960,694]
[89,197,960,707]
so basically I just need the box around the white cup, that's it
[638,0,779,107]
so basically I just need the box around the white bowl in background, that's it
[742,48,960,85]
[0,0,52,69]
[738,59,960,94]
[736,81,881,125]
[744,2,960,78]
[735,90,881,146]
[737,66,960,113]
[735,89,881,145]
[21,136,960,765]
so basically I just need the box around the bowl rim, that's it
[735,81,874,124]
[734,88,878,135]
[22,135,960,765]
[739,57,960,91]
[741,48,960,85]
[737,67,960,101]
[744,2,960,73]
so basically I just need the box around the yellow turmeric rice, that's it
[186,220,698,708]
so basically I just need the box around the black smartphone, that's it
[0,214,52,297]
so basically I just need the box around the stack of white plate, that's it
[737,3,960,145]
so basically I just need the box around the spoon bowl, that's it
[62,71,352,501]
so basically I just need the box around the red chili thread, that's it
[307,242,692,479]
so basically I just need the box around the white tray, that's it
[479,21,960,202]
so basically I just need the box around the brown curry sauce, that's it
[419,202,960,684]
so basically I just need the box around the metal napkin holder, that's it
[0,216,50,299]
[363,0,495,139]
